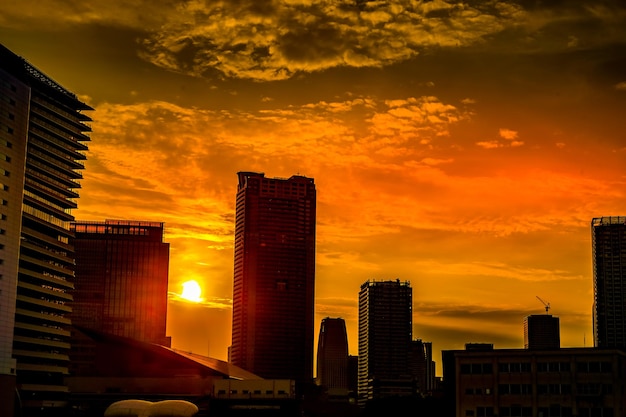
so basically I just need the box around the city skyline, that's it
[1,1,625,376]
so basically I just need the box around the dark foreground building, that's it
[230,172,316,385]
[0,43,92,417]
[316,317,349,399]
[442,344,626,417]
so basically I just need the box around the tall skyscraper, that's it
[358,279,413,406]
[592,216,626,349]
[69,220,171,375]
[0,44,92,417]
[231,172,316,384]
[523,314,560,349]
[316,317,349,398]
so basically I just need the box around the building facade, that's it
[591,216,626,349]
[316,317,349,398]
[69,220,171,375]
[230,172,316,384]
[0,43,92,417]
[442,345,626,417]
[357,279,413,406]
[524,314,560,350]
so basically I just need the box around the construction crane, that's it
[536,296,550,313]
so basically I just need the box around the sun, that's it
[181,280,203,302]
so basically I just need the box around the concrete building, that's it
[230,172,316,385]
[357,279,413,406]
[591,216,626,349]
[442,344,626,417]
[0,43,92,417]
[316,317,349,399]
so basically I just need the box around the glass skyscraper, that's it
[230,172,316,384]
[592,216,626,349]
[69,220,171,375]
[0,44,92,417]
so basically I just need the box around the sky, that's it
[2,0,625,377]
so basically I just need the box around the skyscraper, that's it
[69,220,171,375]
[358,279,413,406]
[0,44,92,417]
[592,216,626,349]
[231,172,316,384]
[316,317,349,398]
[523,314,560,350]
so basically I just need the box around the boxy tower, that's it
[231,172,316,385]
[0,44,92,417]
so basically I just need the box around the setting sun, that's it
[181,280,202,303]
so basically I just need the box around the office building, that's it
[592,216,626,349]
[523,314,560,350]
[230,172,316,384]
[316,317,349,398]
[442,344,626,417]
[69,220,171,374]
[0,44,92,417]
[358,279,413,406]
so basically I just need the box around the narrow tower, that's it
[316,317,349,399]
[230,172,316,384]
[592,216,626,349]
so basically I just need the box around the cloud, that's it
[138,0,527,81]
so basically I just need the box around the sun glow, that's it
[181,280,203,303]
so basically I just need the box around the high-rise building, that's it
[69,220,171,375]
[0,44,92,417]
[523,314,560,350]
[231,172,316,384]
[592,216,626,349]
[316,317,349,398]
[358,279,413,406]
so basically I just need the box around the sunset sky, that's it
[2,1,625,376]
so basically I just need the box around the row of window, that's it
[464,383,613,396]
[461,361,613,375]
[467,406,614,417]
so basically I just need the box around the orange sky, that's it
[2,1,625,376]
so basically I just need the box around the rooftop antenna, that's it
[536,296,550,313]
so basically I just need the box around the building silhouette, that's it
[0,44,92,417]
[592,216,626,349]
[316,317,349,399]
[523,314,560,350]
[442,344,626,417]
[230,172,316,384]
[69,220,171,375]
[358,279,413,406]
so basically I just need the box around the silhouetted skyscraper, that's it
[0,43,92,417]
[592,216,626,349]
[524,314,560,349]
[231,172,316,384]
[358,279,413,406]
[69,220,171,373]
[316,317,349,398]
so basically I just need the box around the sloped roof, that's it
[75,326,261,380]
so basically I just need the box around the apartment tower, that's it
[0,44,92,417]
[316,317,349,398]
[524,314,560,350]
[358,279,413,406]
[592,216,626,349]
[231,172,316,384]
[69,220,171,375]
